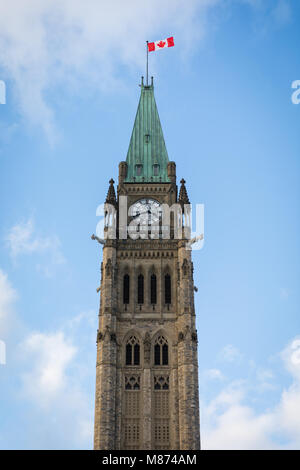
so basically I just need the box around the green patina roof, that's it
[124,80,170,183]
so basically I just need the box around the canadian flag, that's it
[148,36,174,52]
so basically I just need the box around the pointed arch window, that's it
[151,274,157,304]
[137,274,144,304]
[123,274,130,304]
[165,274,171,305]
[154,336,168,366]
[126,336,140,366]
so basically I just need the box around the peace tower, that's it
[93,78,200,450]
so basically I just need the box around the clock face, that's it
[129,198,161,225]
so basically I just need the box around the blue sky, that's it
[0,0,299,449]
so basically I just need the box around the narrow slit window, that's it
[123,274,130,304]
[137,274,144,304]
[126,343,132,365]
[165,274,171,304]
[154,344,161,366]
[134,343,140,365]
[151,274,157,304]
[162,343,168,365]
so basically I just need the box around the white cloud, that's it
[0,0,220,141]
[254,367,277,392]
[202,337,300,449]
[203,382,275,449]
[17,311,97,448]
[20,331,76,403]
[204,368,225,381]
[219,344,243,363]
[5,218,65,276]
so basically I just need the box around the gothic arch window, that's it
[137,274,144,304]
[154,336,168,366]
[123,274,130,304]
[164,274,171,304]
[125,336,140,366]
[150,274,157,305]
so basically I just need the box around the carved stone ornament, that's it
[178,332,184,342]
[178,325,197,343]
[110,333,117,342]
[97,330,104,342]
[191,330,198,342]
[105,259,112,278]
[144,331,151,365]
[182,258,189,276]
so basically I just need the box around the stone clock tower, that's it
[93,78,200,450]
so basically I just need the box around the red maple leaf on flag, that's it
[148,36,174,52]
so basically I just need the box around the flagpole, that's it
[146,41,149,86]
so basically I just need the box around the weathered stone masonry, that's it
[93,80,200,450]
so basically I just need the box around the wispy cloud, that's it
[0,268,96,449]
[219,344,243,363]
[5,218,65,276]
[202,337,300,449]
[20,331,76,403]
[203,368,225,381]
[16,310,97,449]
[0,0,220,142]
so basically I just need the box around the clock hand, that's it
[132,207,149,217]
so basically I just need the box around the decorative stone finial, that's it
[178,178,190,205]
[105,179,117,206]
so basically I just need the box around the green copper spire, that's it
[124,78,170,183]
